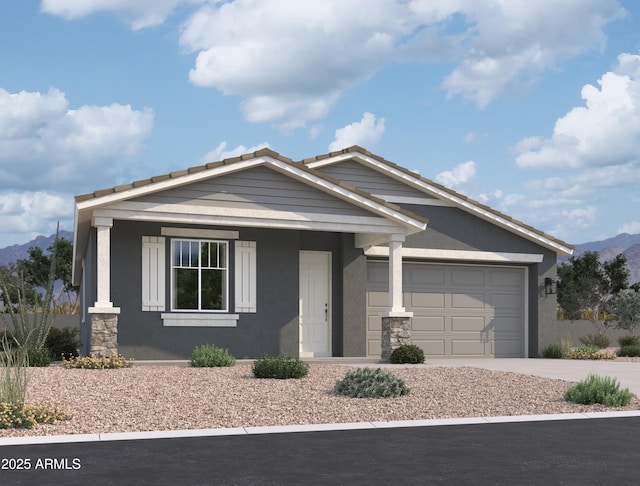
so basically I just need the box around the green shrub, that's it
[334,367,410,398]
[566,345,614,360]
[62,354,132,369]
[24,347,52,367]
[390,344,425,364]
[45,327,80,360]
[190,344,236,367]
[578,333,610,349]
[564,374,632,407]
[252,355,309,379]
[617,344,640,357]
[541,343,565,359]
[0,402,71,429]
[618,335,640,347]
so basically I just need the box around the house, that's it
[72,146,573,360]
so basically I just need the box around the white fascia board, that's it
[365,246,544,263]
[93,205,406,235]
[309,153,572,256]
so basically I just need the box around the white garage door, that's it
[367,262,526,358]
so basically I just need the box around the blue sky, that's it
[1,1,640,248]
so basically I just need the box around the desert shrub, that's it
[62,354,132,369]
[578,333,610,349]
[617,335,640,347]
[541,343,566,359]
[389,344,425,364]
[0,338,29,407]
[252,355,309,379]
[334,367,410,398]
[24,347,52,367]
[0,330,16,349]
[564,374,632,407]
[566,345,614,360]
[617,344,640,357]
[0,402,71,429]
[45,327,80,360]
[190,344,235,367]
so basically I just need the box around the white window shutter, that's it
[142,236,165,311]
[235,241,256,313]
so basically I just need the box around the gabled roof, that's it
[73,148,429,283]
[302,146,574,256]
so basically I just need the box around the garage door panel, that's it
[451,316,487,332]
[451,269,485,286]
[451,293,487,309]
[492,316,522,332]
[407,267,445,288]
[412,316,445,332]
[367,315,381,333]
[492,339,523,357]
[368,339,381,356]
[410,292,445,309]
[367,291,387,307]
[366,262,525,358]
[451,340,486,356]
[491,293,523,310]
[413,339,445,356]
[490,270,522,287]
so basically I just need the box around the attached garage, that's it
[367,261,526,358]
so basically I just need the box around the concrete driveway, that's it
[300,357,640,396]
[401,358,640,396]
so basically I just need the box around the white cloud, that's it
[43,1,624,124]
[0,87,153,191]
[441,0,624,107]
[199,142,271,164]
[515,53,640,169]
[40,0,199,30]
[0,191,72,247]
[328,113,385,152]
[435,161,476,188]
[619,221,640,235]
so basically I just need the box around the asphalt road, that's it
[1,416,639,485]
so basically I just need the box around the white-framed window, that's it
[171,239,228,312]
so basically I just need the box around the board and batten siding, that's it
[315,160,434,201]
[132,165,373,217]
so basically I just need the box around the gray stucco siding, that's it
[400,204,548,255]
[132,165,373,217]
[103,221,363,359]
[316,160,433,200]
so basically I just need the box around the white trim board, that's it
[161,228,239,239]
[365,246,544,263]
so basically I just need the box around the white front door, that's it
[299,251,331,357]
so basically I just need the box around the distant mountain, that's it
[0,230,73,267]
[573,233,640,254]
[563,233,640,284]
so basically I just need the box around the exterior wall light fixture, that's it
[544,277,557,295]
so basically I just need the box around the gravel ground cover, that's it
[1,364,639,438]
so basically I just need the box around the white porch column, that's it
[88,216,120,357]
[388,234,406,314]
[91,216,117,310]
[380,234,413,361]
